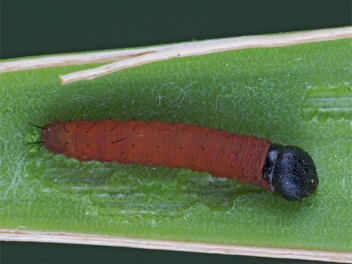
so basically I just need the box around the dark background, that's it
[1,0,351,59]
[1,0,350,263]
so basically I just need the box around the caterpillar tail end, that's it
[262,144,319,202]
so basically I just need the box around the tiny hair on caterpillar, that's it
[36,119,319,202]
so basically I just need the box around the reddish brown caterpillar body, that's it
[40,120,319,201]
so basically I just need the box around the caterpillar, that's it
[38,120,318,202]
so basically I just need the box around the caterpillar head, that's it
[262,144,319,202]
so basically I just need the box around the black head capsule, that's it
[262,144,319,202]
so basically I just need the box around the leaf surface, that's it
[1,37,351,252]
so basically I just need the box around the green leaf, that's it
[1,37,351,252]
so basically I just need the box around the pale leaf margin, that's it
[0,229,351,263]
[0,27,351,85]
